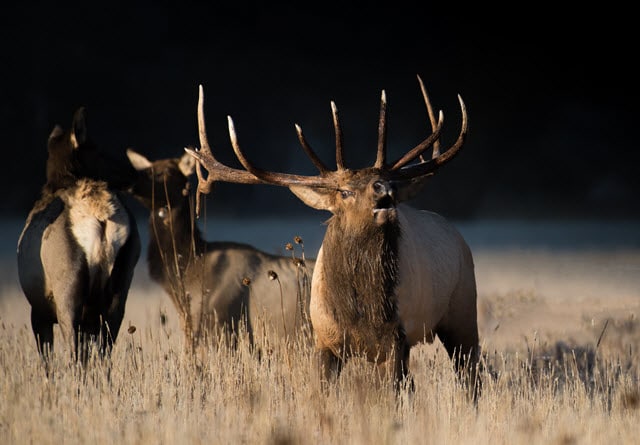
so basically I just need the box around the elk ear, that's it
[289,185,335,211]
[126,148,153,171]
[70,107,88,149]
[178,150,197,177]
[48,125,64,141]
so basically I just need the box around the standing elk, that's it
[187,76,481,397]
[17,107,141,369]
[126,148,314,353]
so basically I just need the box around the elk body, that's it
[187,76,480,396]
[17,108,141,368]
[126,149,314,352]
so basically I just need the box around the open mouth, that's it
[375,195,394,210]
[373,195,397,223]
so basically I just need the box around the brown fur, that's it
[306,183,478,396]
[187,79,480,397]
[127,149,315,353]
[321,214,401,358]
[17,108,140,369]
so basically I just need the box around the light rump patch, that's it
[64,179,130,280]
[16,107,140,369]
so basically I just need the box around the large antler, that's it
[187,85,338,193]
[185,85,270,215]
[187,76,467,197]
[227,117,335,188]
[227,75,465,184]
[390,75,468,180]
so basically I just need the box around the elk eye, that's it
[339,190,354,199]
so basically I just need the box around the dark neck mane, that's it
[321,218,401,327]
[44,152,77,194]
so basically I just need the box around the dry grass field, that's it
[1,219,639,444]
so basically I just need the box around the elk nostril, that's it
[376,195,394,209]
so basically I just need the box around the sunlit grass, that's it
[1,248,639,444]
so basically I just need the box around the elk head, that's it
[126,148,197,211]
[45,107,137,194]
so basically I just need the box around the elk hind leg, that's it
[31,308,54,371]
[436,325,481,401]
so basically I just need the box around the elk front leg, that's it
[392,330,413,393]
[318,348,342,391]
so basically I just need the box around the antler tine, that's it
[191,83,217,216]
[295,124,330,174]
[191,86,261,184]
[389,111,444,171]
[195,84,214,194]
[393,93,468,178]
[228,116,334,188]
[189,146,208,218]
[185,85,268,215]
[331,101,345,170]
[374,90,387,169]
[416,75,441,160]
[433,94,468,165]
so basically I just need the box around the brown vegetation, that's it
[1,247,638,444]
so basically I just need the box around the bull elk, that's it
[17,107,141,369]
[125,148,315,353]
[186,76,481,397]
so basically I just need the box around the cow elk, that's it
[126,148,315,354]
[17,107,141,370]
[187,76,481,398]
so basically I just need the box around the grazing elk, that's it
[125,148,314,353]
[187,76,481,397]
[17,107,141,369]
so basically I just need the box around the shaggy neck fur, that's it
[321,216,401,330]
[44,149,78,194]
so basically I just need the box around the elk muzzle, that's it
[372,180,397,225]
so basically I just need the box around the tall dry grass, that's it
[1,249,639,444]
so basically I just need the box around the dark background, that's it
[2,2,638,222]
